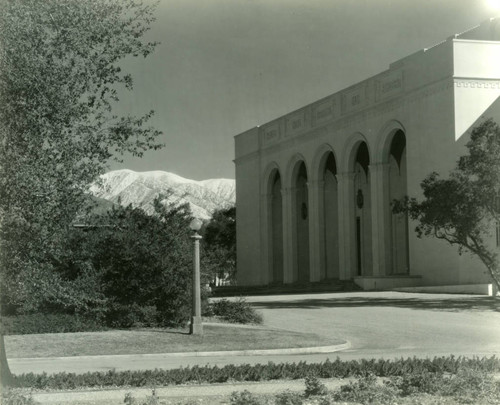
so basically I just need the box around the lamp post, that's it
[189,218,203,335]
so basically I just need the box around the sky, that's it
[111,0,500,180]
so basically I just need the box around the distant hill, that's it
[90,169,235,219]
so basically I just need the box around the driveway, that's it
[247,291,500,360]
[8,291,500,375]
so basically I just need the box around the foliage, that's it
[333,373,399,405]
[230,390,263,405]
[1,390,37,405]
[124,389,162,405]
[394,119,500,290]
[206,298,263,324]
[274,390,303,405]
[0,0,163,315]
[0,314,105,335]
[304,376,328,397]
[66,198,205,327]
[202,207,236,286]
[12,356,500,390]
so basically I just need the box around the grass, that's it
[5,323,342,358]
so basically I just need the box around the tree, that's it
[0,0,163,314]
[394,119,500,292]
[65,197,200,327]
[202,207,236,286]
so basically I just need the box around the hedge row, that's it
[1,314,107,335]
[14,356,500,390]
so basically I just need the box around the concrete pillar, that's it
[282,187,295,283]
[369,163,391,277]
[259,192,271,285]
[308,180,323,282]
[337,172,355,280]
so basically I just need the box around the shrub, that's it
[274,390,303,405]
[304,376,328,397]
[207,298,263,324]
[1,390,37,405]
[333,373,399,405]
[0,313,105,335]
[230,390,262,405]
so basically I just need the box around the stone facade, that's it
[234,19,500,290]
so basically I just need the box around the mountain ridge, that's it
[90,169,235,219]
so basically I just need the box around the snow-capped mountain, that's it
[90,169,235,219]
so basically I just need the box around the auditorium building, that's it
[233,19,500,291]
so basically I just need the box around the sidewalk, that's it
[8,340,350,375]
[31,378,354,404]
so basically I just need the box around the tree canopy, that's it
[395,119,500,291]
[0,0,163,314]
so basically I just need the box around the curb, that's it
[9,341,351,363]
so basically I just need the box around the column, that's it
[308,179,323,282]
[259,192,271,285]
[281,187,295,284]
[336,172,355,280]
[369,163,391,277]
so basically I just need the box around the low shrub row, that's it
[206,298,263,324]
[0,314,107,335]
[13,356,500,390]
[1,297,263,335]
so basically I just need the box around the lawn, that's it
[5,323,343,358]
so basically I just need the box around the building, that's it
[233,19,500,291]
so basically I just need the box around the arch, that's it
[375,120,407,164]
[289,159,310,283]
[351,140,373,277]
[262,161,281,195]
[385,129,409,274]
[285,153,309,189]
[340,132,372,174]
[267,168,284,283]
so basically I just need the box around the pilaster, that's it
[281,187,295,284]
[336,172,355,280]
[308,180,324,282]
[369,163,391,276]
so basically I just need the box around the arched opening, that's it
[388,130,409,274]
[353,142,372,276]
[269,170,284,283]
[294,161,309,282]
[322,153,339,280]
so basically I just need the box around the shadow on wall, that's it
[250,295,500,313]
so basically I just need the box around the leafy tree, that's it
[202,207,236,286]
[394,119,500,291]
[0,0,163,315]
[66,197,206,327]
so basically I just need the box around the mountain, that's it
[90,169,235,219]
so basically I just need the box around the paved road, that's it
[247,291,500,360]
[8,291,500,375]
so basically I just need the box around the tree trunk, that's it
[0,333,14,389]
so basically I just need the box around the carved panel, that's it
[262,122,281,146]
[312,98,336,126]
[376,71,403,101]
[342,85,367,115]
[285,111,306,137]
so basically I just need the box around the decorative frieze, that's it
[312,98,336,126]
[285,111,306,136]
[455,79,500,89]
[376,71,403,101]
[342,85,367,115]
[262,122,281,145]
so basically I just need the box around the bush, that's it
[333,373,399,405]
[1,390,37,405]
[230,390,262,405]
[304,376,328,397]
[0,314,105,335]
[274,390,303,405]
[206,298,263,324]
